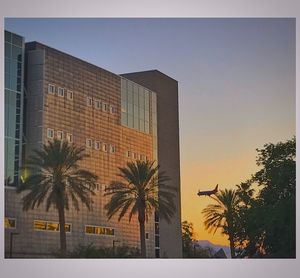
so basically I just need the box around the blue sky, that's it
[5,18,295,244]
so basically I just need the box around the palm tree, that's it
[104,160,176,258]
[202,189,239,258]
[17,139,98,256]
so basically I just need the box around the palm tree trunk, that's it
[138,209,146,258]
[57,203,67,256]
[229,233,235,258]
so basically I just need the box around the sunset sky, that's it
[5,18,295,246]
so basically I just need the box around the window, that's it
[96,183,100,191]
[94,100,101,109]
[140,154,146,161]
[5,217,16,229]
[86,138,93,148]
[109,105,116,114]
[67,133,73,143]
[87,97,93,107]
[94,141,100,150]
[102,143,107,152]
[126,151,131,158]
[57,131,63,140]
[58,87,64,97]
[48,84,55,94]
[67,90,73,100]
[102,102,108,112]
[34,220,71,233]
[85,225,114,236]
[47,128,54,139]
[109,145,116,154]
[146,232,149,240]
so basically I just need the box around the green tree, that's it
[236,137,296,258]
[182,221,194,257]
[17,139,98,256]
[104,160,176,258]
[202,189,239,258]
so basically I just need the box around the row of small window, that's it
[86,139,116,153]
[47,128,73,142]
[48,84,74,100]
[125,151,148,161]
[86,97,117,114]
[5,218,115,237]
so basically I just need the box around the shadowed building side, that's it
[121,70,182,258]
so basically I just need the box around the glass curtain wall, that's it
[4,31,24,186]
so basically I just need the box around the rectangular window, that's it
[47,128,54,139]
[34,220,71,233]
[34,220,47,230]
[109,145,116,154]
[48,84,55,94]
[5,217,16,229]
[102,143,107,152]
[86,138,93,148]
[126,151,131,158]
[67,90,73,100]
[96,183,100,191]
[85,225,114,236]
[94,100,101,109]
[47,222,59,231]
[109,105,116,114]
[67,133,73,143]
[57,131,63,140]
[58,87,64,97]
[94,141,100,150]
[146,232,149,240]
[87,97,93,107]
[102,102,108,112]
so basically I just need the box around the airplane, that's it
[197,184,218,197]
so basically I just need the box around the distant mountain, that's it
[194,240,231,258]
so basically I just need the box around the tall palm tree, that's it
[202,189,239,258]
[17,139,98,256]
[104,160,176,258]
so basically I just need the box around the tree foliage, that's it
[17,139,98,255]
[235,137,296,258]
[104,160,176,258]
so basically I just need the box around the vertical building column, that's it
[121,70,182,258]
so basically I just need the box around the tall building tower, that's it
[5,34,182,258]
[122,70,182,258]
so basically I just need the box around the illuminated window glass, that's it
[85,225,114,236]
[47,222,59,231]
[67,133,73,143]
[34,220,47,230]
[47,128,54,139]
[58,87,64,97]
[5,217,16,229]
[48,84,55,94]
[34,220,71,232]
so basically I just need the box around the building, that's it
[4,32,182,258]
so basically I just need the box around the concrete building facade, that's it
[4,34,182,258]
